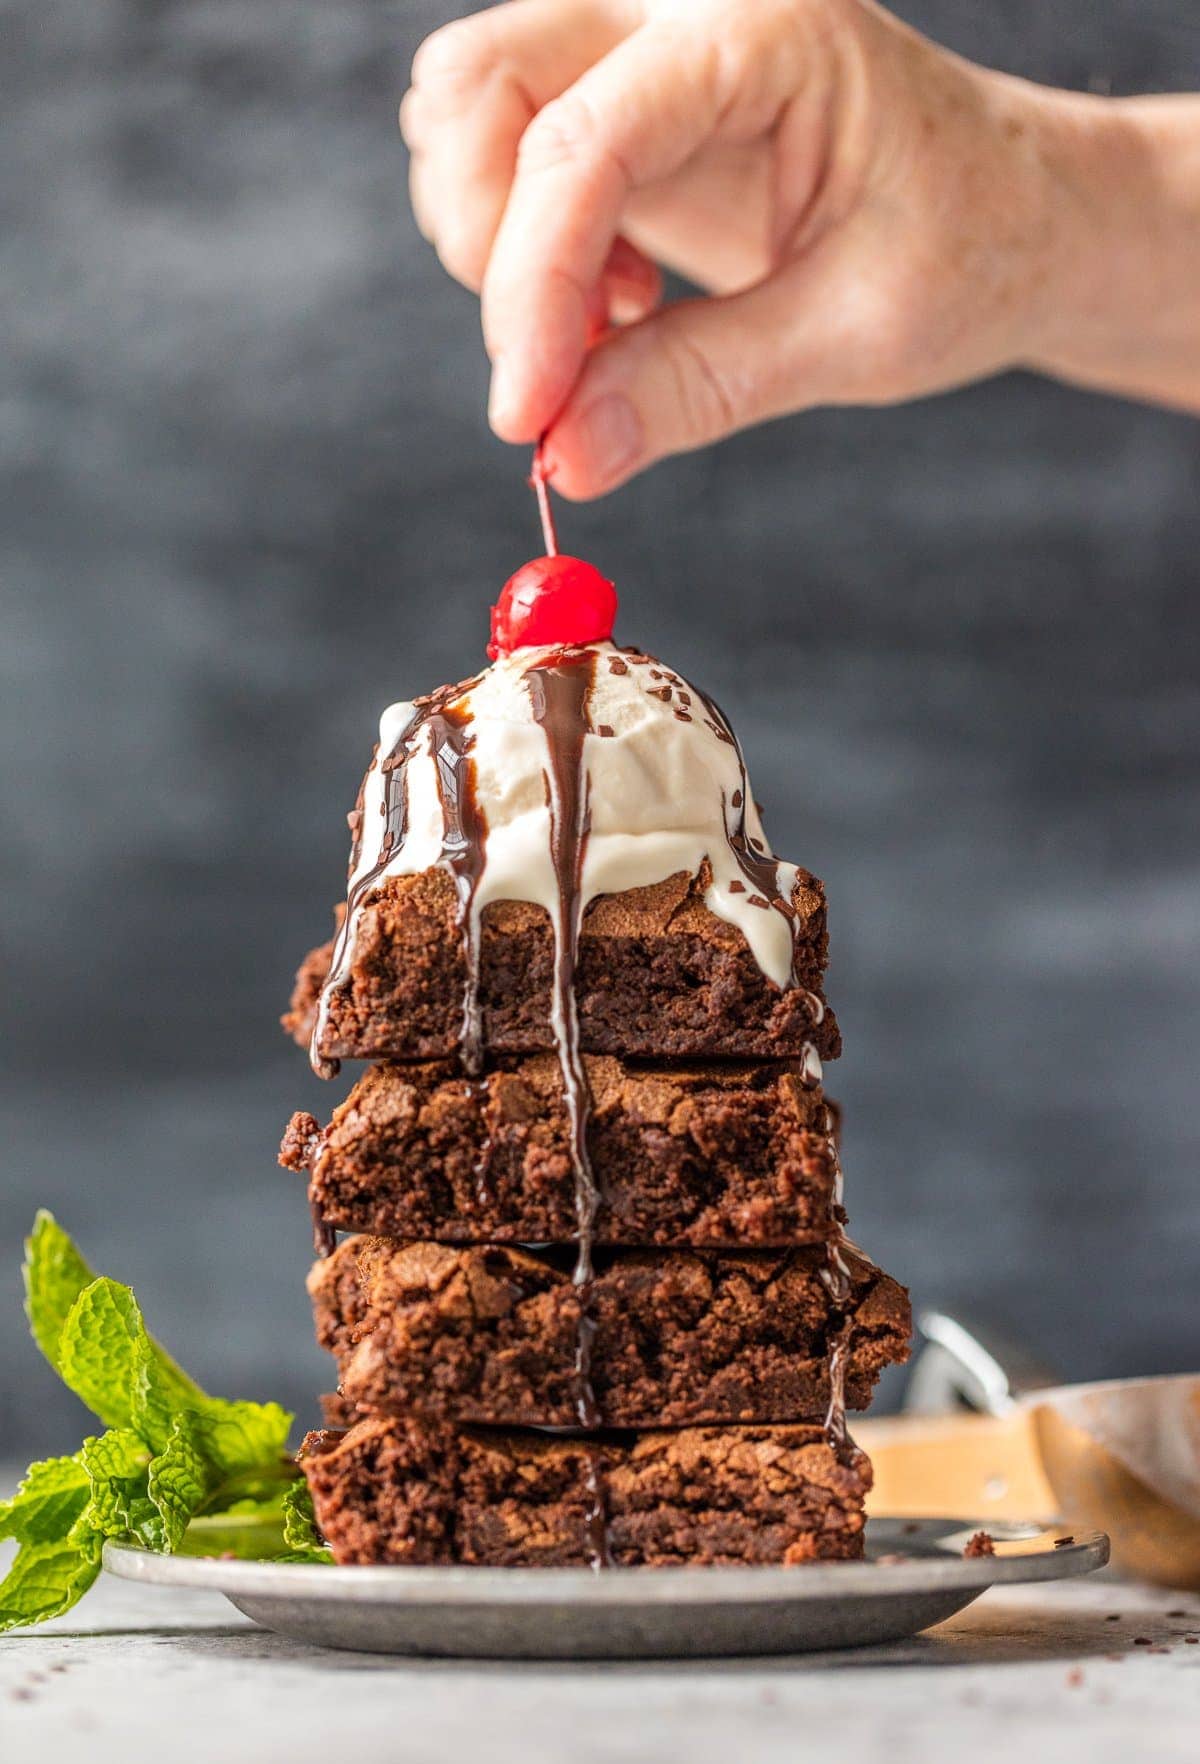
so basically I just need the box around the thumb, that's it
[540,272,833,498]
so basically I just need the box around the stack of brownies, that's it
[280,635,909,1568]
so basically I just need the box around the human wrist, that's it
[1011,87,1200,406]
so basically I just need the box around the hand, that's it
[402,0,1200,497]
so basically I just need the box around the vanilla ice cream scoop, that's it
[329,639,806,1002]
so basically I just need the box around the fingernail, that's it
[570,393,643,488]
[488,358,520,436]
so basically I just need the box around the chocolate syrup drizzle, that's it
[523,446,595,1325]
[697,688,805,973]
[308,674,487,1084]
[425,703,488,1074]
[310,1194,336,1260]
[816,1101,856,1464]
[525,654,601,1292]
[524,649,613,1569]
[611,649,822,1027]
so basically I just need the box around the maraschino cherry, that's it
[488,445,617,660]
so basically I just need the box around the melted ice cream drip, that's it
[424,701,488,1073]
[609,648,814,989]
[308,672,487,1079]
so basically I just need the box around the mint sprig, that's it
[0,1212,329,1634]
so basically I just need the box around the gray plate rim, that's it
[104,1520,1109,1606]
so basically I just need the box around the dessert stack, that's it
[279,551,909,1567]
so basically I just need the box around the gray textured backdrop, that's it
[3,1,1198,1457]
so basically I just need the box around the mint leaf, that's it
[27,1215,209,1431]
[77,1428,149,1487]
[23,1211,96,1373]
[0,1535,102,1634]
[9,1212,307,1628]
[55,1280,151,1434]
[147,1416,213,1552]
[74,1429,152,1542]
[57,1278,206,1445]
[0,1456,89,1546]
[280,1478,332,1563]
[190,1399,292,1479]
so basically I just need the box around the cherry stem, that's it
[530,439,559,557]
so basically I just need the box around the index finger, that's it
[482,20,733,442]
[402,0,632,292]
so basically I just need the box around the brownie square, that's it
[300,1416,871,1567]
[284,866,839,1066]
[282,1055,842,1248]
[310,1236,910,1428]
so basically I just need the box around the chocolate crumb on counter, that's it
[964,1530,996,1558]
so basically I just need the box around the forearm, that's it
[1022,92,1200,412]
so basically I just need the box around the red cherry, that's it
[488,555,617,660]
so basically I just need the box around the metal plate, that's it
[103,1520,1108,1658]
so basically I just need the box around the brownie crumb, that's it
[964,1530,995,1558]
[280,1111,322,1173]
[1133,1636,1154,1646]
